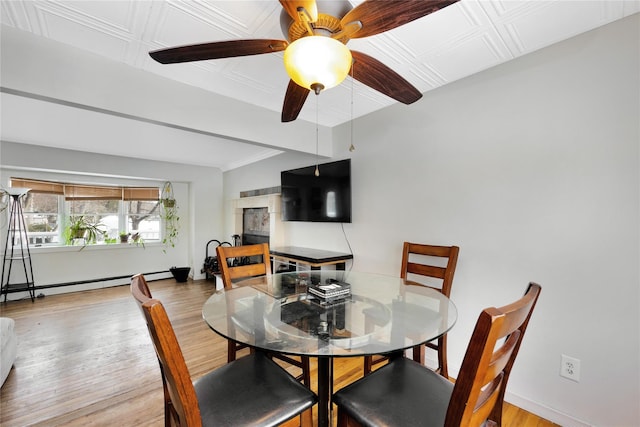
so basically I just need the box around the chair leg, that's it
[337,407,361,427]
[363,355,373,375]
[227,340,236,363]
[439,336,449,379]
[337,408,348,427]
[164,402,171,427]
[302,356,311,387]
[162,381,174,427]
[422,337,450,379]
[487,384,506,427]
[300,407,313,427]
[365,353,397,375]
[412,344,425,365]
[166,402,179,427]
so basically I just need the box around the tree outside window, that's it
[126,200,161,241]
[21,193,60,245]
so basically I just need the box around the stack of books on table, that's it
[307,281,351,304]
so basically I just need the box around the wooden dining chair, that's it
[130,274,175,427]
[364,242,459,378]
[334,282,541,427]
[216,243,312,386]
[131,274,316,427]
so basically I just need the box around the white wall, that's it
[223,15,640,427]
[1,141,225,297]
[0,24,333,159]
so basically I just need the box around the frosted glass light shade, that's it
[284,36,352,92]
[6,187,30,197]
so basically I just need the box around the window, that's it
[10,178,160,247]
[126,200,161,241]
[68,199,119,244]
[22,192,61,245]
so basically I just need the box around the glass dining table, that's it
[202,270,457,427]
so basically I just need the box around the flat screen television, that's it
[281,159,352,223]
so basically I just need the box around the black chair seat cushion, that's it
[195,352,316,427]
[333,357,453,427]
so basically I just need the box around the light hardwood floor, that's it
[0,279,558,426]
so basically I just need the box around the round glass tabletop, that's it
[202,270,457,358]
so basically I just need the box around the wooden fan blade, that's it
[350,50,422,104]
[282,80,311,122]
[341,0,459,39]
[149,39,288,64]
[280,0,318,23]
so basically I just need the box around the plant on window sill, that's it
[64,215,106,245]
[132,232,145,249]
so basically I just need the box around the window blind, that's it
[9,178,64,195]
[10,178,160,201]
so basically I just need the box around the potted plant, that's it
[0,189,8,215]
[65,215,106,245]
[160,182,185,276]
[119,231,129,243]
[132,232,145,248]
[161,181,176,208]
[160,181,180,250]
[170,266,190,282]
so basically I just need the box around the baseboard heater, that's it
[4,270,171,293]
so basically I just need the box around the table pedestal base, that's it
[317,357,333,427]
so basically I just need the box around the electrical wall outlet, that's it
[560,354,581,382]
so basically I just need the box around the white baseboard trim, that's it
[505,391,593,427]
[446,365,592,427]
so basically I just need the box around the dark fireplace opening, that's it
[242,233,269,245]
[242,207,270,245]
[240,208,270,265]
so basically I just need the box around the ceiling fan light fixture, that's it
[283,36,352,93]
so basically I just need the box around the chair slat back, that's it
[445,283,541,427]
[400,242,459,297]
[131,273,152,300]
[132,275,202,427]
[405,263,446,280]
[216,243,272,289]
[482,330,520,388]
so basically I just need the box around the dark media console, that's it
[270,246,353,271]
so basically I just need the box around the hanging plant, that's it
[0,189,8,214]
[160,181,180,250]
[161,181,176,208]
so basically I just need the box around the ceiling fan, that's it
[149,0,459,122]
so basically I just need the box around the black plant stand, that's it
[2,189,36,302]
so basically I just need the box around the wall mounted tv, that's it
[281,159,352,223]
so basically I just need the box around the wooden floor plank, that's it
[0,279,558,426]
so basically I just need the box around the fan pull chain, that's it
[315,93,320,177]
[349,61,355,152]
